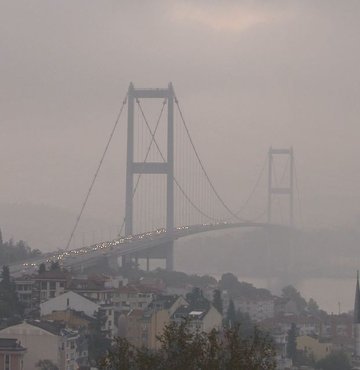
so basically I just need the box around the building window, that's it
[49,282,56,290]
[41,281,47,290]
[59,281,65,288]
[4,354,10,370]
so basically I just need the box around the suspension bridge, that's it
[9,83,302,275]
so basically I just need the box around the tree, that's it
[225,299,236,328]
[36,359,59,370]
[0,234,42,265]
[287,323,297,363]
[315,351,351,370]
[99,320,276,370]
[186,287,208,309]
[99,337,136,370]
[50,261,60,271]
[282,285,307,313]
[212,289,223,315]
[235,310,254,338]
[87,309,112,366]
[38,263,46,274]
[219,273,239,292]
[0,265,22,318]
[224,325,276,370]
[1,266,10,286]
[307,298,320,314]
[156,319,207,370]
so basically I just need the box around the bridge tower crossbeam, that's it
[124,83,175,270]
[267,147,294,226]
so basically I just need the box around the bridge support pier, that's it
[108,255,121,271]
[165,242,174,271]
[121,255,131,268]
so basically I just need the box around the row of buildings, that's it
[0,270,223,369]
[1,267,360,369]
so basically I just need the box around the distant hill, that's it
[0,203,117,252]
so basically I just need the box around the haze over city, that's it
[2,2,360,369]
[1,0,360,333]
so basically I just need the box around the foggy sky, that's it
[1,0,360,243]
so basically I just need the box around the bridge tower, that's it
[124,83,175,270]
[267,147,294,226]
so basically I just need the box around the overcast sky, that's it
[1,0,360,239]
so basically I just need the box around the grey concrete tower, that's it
[124,83,175,270]
[354,271,360,356]
[267,147,294,226]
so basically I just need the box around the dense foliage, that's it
[219,273,272,300]
[0,229,41,264]
[145,268,217,289]
[36,359,59,370]
[286,323,297,363]
[315,351,351,370]
[99,321,276,370]
[87,309,112,366]
[0,266,23,319]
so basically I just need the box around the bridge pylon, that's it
[123,83,175,271]
[267,147,294,226]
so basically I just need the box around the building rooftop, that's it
[34,270,69,281]
[0,338,26,352]
[172,304,209,321]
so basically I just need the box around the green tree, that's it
[87,309,111,366]
[157,320,207,370]
[50,261,60,271]
[235,310,254,338]
[225,299,236,328]
[36,359,59,370]
[1,265,10,286]
[99,337,135,370]
[0,265,22,318]
[38,263,46,274]
[224,325,275,370]
[315,351,351,370]
[0,234,42,265]
[307,298,320,314]
[282,285,307,313]
[219,273,239,292]
[287,323,297,363]
[99,321,276,370]
[186,287,209,309]
[212,289,223,315]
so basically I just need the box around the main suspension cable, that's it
[137,100,222,222]
[65,94,127,250]
[221,155,268,222]
[174,96,247,222]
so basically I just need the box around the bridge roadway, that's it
[9,221,270,276]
